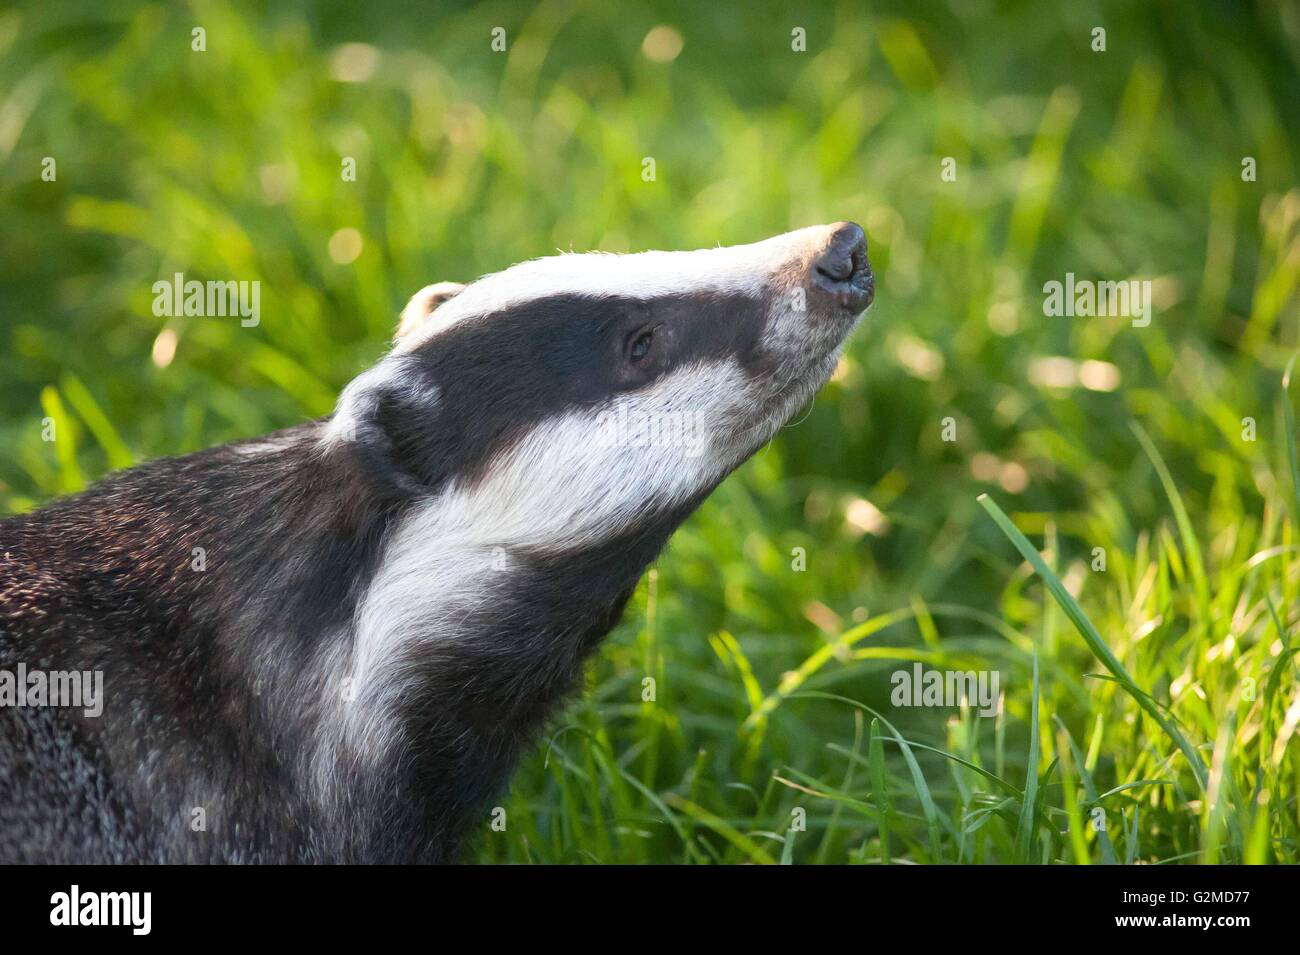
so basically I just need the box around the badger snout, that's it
[810,221,873,314]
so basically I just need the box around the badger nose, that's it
[811,221,873,312]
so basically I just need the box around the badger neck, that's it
[316,467,705,861]
[3,420,699,861]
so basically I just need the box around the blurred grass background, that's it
[2,0,1300,863]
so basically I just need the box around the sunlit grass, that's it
[2,1,1298,862]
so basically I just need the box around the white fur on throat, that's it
[321,359,754,779]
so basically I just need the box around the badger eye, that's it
[628,329,655,363]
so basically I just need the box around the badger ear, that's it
[395,282,466,339]
[337,360,445,499]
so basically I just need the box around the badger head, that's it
[325,222,873,555]
[311,223,873,792]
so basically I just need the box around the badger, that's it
[0,222,873,863]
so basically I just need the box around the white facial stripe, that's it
[394,225,831,349]
[441,360,748,548]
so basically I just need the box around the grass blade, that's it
[1130,422,1211,618]
[1282,355,1300,525]
[1056,717,1117,864]
[1015,654,1041,861]
[868,718,891,864]
[663,794,776,865]
[978,493,1209,789]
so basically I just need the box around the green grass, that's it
[2,0,1299,863]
